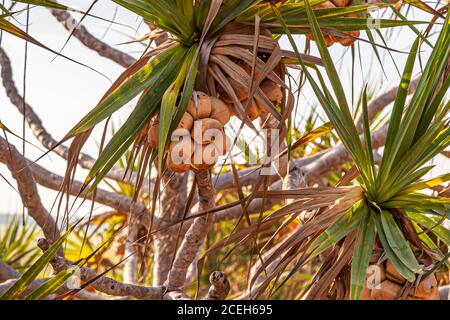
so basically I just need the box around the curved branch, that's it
[38,238,164,300]
[0,137,60,243]
[27,157,157,227]
[0,47,149,192]
[0,260,20,283]
[49,7,136,68]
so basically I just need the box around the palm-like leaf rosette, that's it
[14,0,444,300]
[49,0,427,191]
[207,6,449,300]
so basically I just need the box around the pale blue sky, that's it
[0,0,448,218]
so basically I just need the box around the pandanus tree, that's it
[0,0,448,300]
[206,10,450,300]
[57,0,448,299]
[52,0,426,189]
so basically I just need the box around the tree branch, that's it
[165,170,215,292]
[0,47,150,192]
[0,137,60,243]
[49,7,136,68]
[0,260,20,283]
[0,259,124,300]
[28,158,156,227]
[153,173,187,286]
[204,271,230,300]
[163,290,191,300]
[123,217,139,284]
[38,238,164,299]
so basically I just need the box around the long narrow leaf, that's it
[380,210,421,273]
[350,210,376,300]
[0,230,70,300]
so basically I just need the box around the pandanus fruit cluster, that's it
[146,59,285,173]
[360,257,440,300]
[142,21,292,174]
[148,92,233,173]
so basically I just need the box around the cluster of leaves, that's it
[0,0,448,300]
[48,0,423,191]
[248,2,450,299]
[0,217,39,273]
[0,214,131,300]
[0,229,72,300]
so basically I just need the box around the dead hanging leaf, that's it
[245,186,363,296]
[214,34,277,50]
[208,63,258,131]
[0,120,47,153]
[305,231,357,300]
[231,163,252,227]
[211,46,282,85]
[254,185,358,199]
[336,164,360,187]
[52,130,92,230]
[203,19,295,129]
[210,54,281,120]
[201,186,363,275]
[198,38,218,93]
[248,14,261,100]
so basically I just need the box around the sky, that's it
[0,0,448,219]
